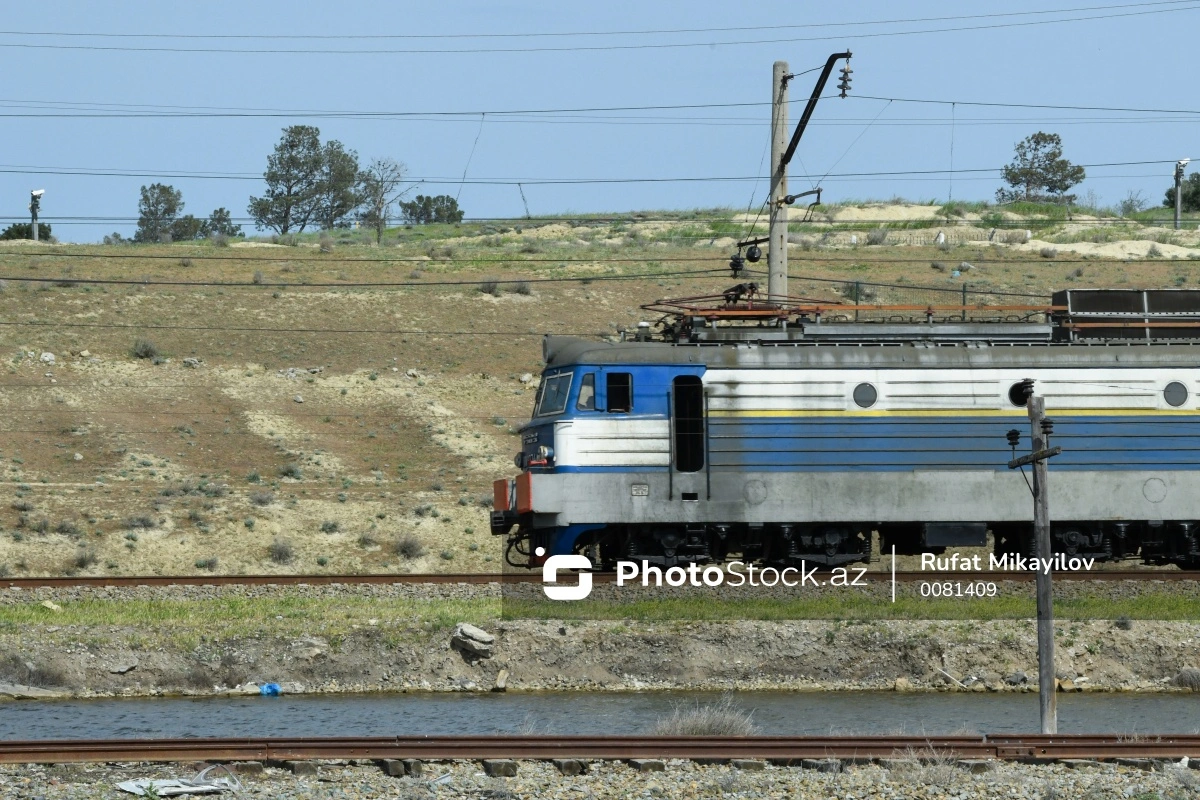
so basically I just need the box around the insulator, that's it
[1041,418,1054,437]
[837,65,853,98]
[1006,429,1021,449]
[746,244,762,263]
[729,253,746,276]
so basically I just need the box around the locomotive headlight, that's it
[537,445,554,460]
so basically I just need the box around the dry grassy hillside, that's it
[0,206,1196,577]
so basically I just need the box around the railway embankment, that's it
[0,582,1198,699]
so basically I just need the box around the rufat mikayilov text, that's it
[922,553,1096,574]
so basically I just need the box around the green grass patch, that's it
[0,596,501,642]
[502,592,1200,622]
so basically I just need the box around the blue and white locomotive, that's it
[491,289,1200,570]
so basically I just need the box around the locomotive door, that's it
[669,375,708,500]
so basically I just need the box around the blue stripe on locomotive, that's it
[708,416,1200,471]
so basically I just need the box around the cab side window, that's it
[607,373,632,412]
[576,373,596,410]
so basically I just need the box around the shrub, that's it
[72,547,98,570]
[11,500,33,512]
[0,654,68,688]
[649,695,758,736]
[1039,247,1058,259]
[54,520,79,536]
[268,539,294,564]
[866,228,888,246]
[246,471,261,484]
[252,270,264,285]
[180,258,194,268]
[886,747,961,787]
[1148,244,1163,258]
[279,463,303,479]
[211,233,229,247]
[243,518,255,530]
[1003,230,1028,244]
[439,549,455,560]
[195,556,218,571]
[511,281,532,295]
[478,278,501,296]
[1114,615,1133,630]
[248,491,274,506]
[131,339,160,360]
[319,235,334,253]
[316,556,328,566]
[357,533,378,548]
[1173,667,1200,691]
[125,515,157,529]
[320,520,339,533]
[394,535,426,559]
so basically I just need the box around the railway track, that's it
[1,569,1196,590]
[1,734,1198,764]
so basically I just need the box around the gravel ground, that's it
[1,758,1198,799]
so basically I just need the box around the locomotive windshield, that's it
[533,371,573,416]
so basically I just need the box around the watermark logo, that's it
[538,547,593,601]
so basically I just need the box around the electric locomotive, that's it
[492,288,1200,570]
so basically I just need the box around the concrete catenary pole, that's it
[1029,394,1057,734]
[1175,160,1189,231]
[768,61,789,305]
[29,191,41,242]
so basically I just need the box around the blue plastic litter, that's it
[259,683,282,696]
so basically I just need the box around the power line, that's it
[0,267,728,285]
[851,94,1200,116]
[1,2,1186,41]
[0,158,1177,185]
[0,320,600,335]
[0,4,1193,54]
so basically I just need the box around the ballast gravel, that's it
[0,758,1197,800]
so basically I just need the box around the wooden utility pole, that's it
[1028,394,1057,734]
[768,61,789,305]
[1007,384,1062,735]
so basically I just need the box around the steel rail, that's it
[1,734,1199,764]
[1,569,1196,591]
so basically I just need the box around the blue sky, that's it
[3,0,1198,241]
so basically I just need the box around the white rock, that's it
[451,636,494,658]
[453,622,495,644]
[40,600,62,612]
[79,350,90,358]
[39,352,54,365]
[73,453,83,461]
[519,373,534,384]
[293,395,304,403]
[405,369,420,378]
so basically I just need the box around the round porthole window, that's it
[853,382,878,409]
[1008,382,1031,407]
[1164,381,1188,407]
